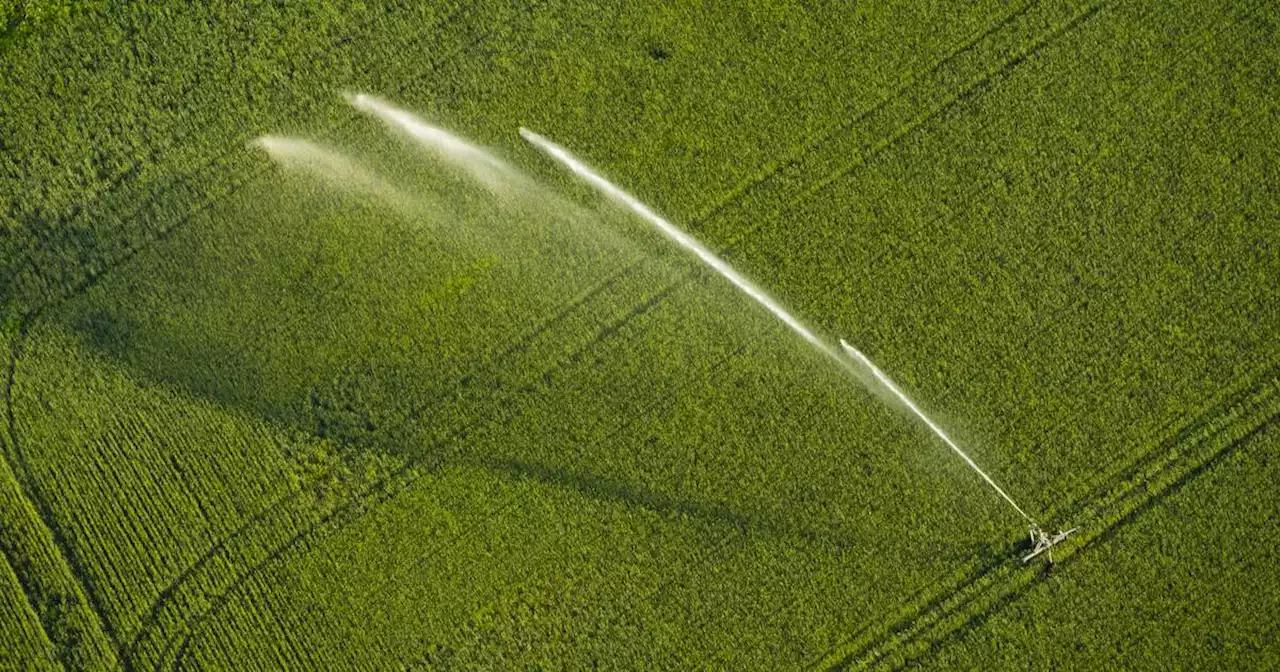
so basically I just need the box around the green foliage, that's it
[917,425,1280,670]
[0,0,1275,669]
[0,0,104,46]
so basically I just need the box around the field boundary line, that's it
[814,364,1279,670]
[900,371,1279,669]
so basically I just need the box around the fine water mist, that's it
[252,135,423,216]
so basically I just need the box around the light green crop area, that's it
[0,0,1276,669]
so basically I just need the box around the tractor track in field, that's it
[683,0,1044,229]
[4,0,1245,666]
[0,321,74,669]
[3,313,133,671]
[900,416,1277,670]
[818,366,1279,670]
[154,0,1130,655]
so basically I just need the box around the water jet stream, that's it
[520,127,1038,528]
[347,93,521,193]
[520,128,839,359]
[841,341,1037,525]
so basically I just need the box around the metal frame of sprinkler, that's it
[521,127,1075,565]
[1022,526,1078,564]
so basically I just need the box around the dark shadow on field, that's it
[70,307,274,414]
[479,456,865,550]
[46,119,1009,597]
[43,143,911,564]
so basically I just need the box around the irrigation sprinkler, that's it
[1021,527,1077,564]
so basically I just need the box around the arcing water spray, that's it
[519,128,839,360]
[840,341,1037,525]
[521,128,1070,555]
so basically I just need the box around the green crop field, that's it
[1,0,1276,670]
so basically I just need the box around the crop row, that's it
[0,545,61,671]
[8,322,330,667]
[0,422,117,670]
